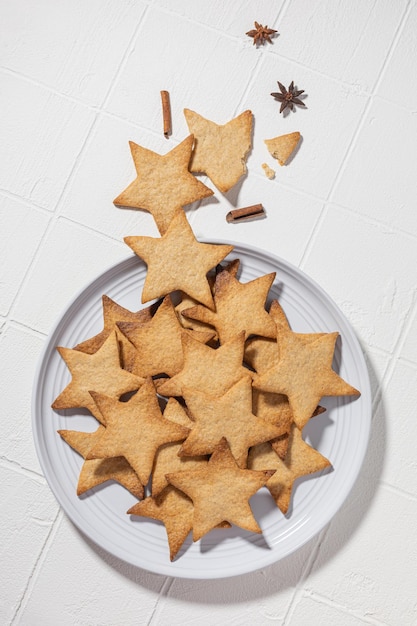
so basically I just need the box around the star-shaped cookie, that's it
[245,335,293,442]
[58,426,144,499]
[124,210,233,310]
[251,389,326,460]
[156,330,249,397]
[248,426,331,514]
[184,109,253,193]
[174,259,240,334]
[180,375,282,468]
[74,295,154,356]
[86,378,189,485]
[167,438,275,541]
[245,336,280,374]
[117,295,214,379]
[51,330,144,423]
[113,135,214,234]
[128,485,195,561]
[251,387,293,436]
[151,398,208,496]
[182,268,276,343]
[253,329,360,430]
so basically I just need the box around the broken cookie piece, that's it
[184,109,253,193]
[264,131,301,166]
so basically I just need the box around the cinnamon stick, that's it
[226,203,265,223]
[160,90,172,138]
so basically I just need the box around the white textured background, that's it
[1,1,417,624]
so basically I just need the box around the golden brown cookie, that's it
[117,295,214,378]
[248,425,331,514]
[184,109,253,193]
[74,295,154,356]
[113,135,213,234]
[253,329,360,430]
[86,378,189,485]
[58,426,144,499]
[167,438,275,541]
[182,267,276,343]
[264,131,301,166]
[128,485,195,561]
[156,330,248,398]
[180,375,282,468]
[124,211,233,310]
[51,330,144,423]
[151,398,208,496]
[174,259,240,334]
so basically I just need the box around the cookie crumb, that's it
[262,163,275,179]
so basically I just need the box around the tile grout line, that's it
[231,0,292,116]
[187,5,287,228]
[289,227,417,623]
[5,110,102,321]
[380,479,417,502]
[0,457,46,483]
[301,589,387,626]
[0,187,54,215]
[287,2,415,606]
[7,12,154,619]
[367,0,414,95]
[354,0,417,412]
[282,524,333,625]
[326,0,414,193]
[370,286,417,416]
[146,576,175,626]
[52,1,153,220]
[6,212,55,321]
[297,83,372,270]
[1,5,415,623]
[6,319,47,340]
[11,509,64,625]
[396,353,417,370]
[298,0,413,271]
[6,4,151,326]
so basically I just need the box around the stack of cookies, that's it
[52,110,360,560]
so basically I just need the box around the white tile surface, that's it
[17,514,166,626]
[398,304,417,365]
[288,593,373,626]
[241,54,369,200]
[0,72,95,210]
[153,539,316,624]
[59,115,164,239]
[306,483,417,624]
[11,218,126,334]
[2,1,417,623]
[302,204,417,353]
[0,196,49,315]
[0,466,58,625]
[188,175,324,267]
[0,0,149,106]
[372,359,417,496]
[0,325,45,473]
[153,0,284,34]
[332,97,417,236]
[376,1,417,110]
[105,6,260,137]
[278,0,408,92]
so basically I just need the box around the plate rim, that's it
[31,240,372,579]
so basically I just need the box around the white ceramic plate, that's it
[32,242,371,579]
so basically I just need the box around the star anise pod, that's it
[271,81,306,114]
[246,21,278,46]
